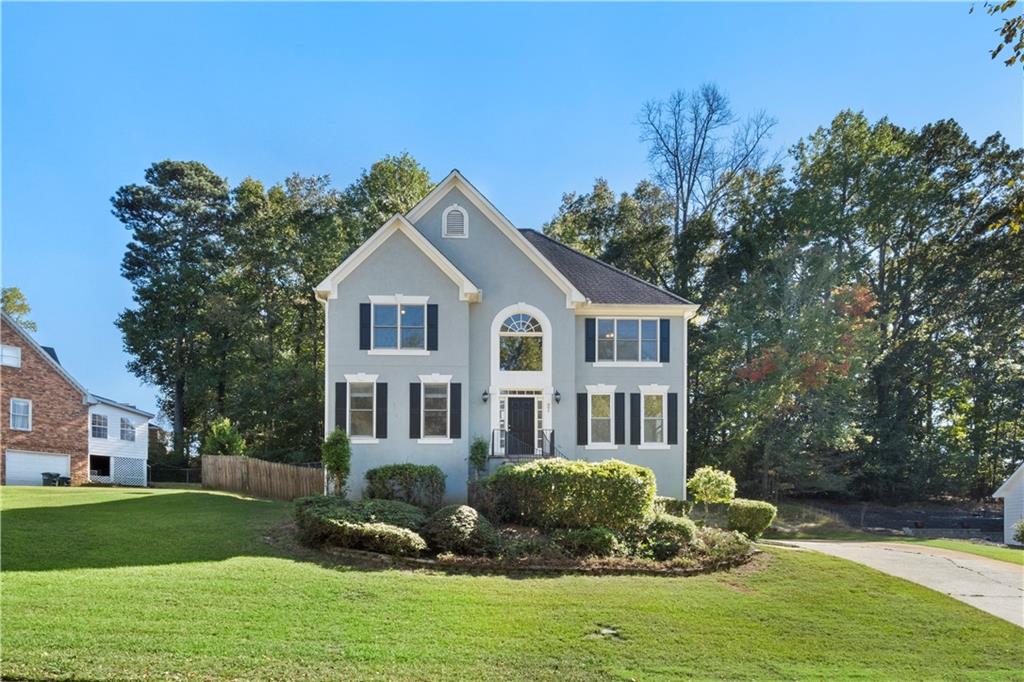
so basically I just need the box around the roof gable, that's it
[405,171,586,308]
[314,214,481,302]
[994,462,1024,498]
[1,312,88,397]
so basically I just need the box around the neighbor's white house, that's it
[315,171,699,503]
[993,463,1024,546]
[87,395,151,487]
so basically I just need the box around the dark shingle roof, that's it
[519,229,695,306]
[41,346,60,365]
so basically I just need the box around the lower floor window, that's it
[590,393,612,444]
[642,393,665,444]
[349,383,375,437]
[90,455,111,477]
[422,383,449,438]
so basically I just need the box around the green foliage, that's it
[363,464,446,510]
[424,505,498,556]
[202,417,246,456]
[654,496,692,516]
[321,428,352,494]
[687,467,737,515]
[643,513,698,561]
[1014,518,1024,545]
[550,527,621,558]
[1,287,36,332]
[342,152,433,240]
[974,0,1023,68]
[485,458,656,532]
[727,499,778,539]
[294,496,427,555]
[468,437,489,476]
[690,527,754,565]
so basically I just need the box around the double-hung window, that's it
[1,345,22,367]
[348,382,375,438]
[639,385,668,447]
[597,318,659,363]
[120,417,136,441]
[589,393,612,445]
[372,299,426,351]
[10,398,31,431]
[422,383,449,439]
[91,414,108,439]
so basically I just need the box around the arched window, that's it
[499,314,543,371]
[443,204,468,238]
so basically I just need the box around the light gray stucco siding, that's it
[326,229,471,503]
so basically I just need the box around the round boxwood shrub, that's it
[484,458,656,533]
[425,504,498,556]
[551,526,621,558]
[727,498,778,539]
[645,513,698,560]
[364,463,445,510]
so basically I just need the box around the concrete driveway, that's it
[787,541,1024,627]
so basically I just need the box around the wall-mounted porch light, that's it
[553,390,561,404]
[482,390,490,403]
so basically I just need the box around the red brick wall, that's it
[0,317,89,484]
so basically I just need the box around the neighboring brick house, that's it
[1,311,152,486]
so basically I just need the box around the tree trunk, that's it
[173,374,186,459]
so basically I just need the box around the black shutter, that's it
[375,383,388,439]
[584,318,596,363]
[409,383,421,439]
[450,383,462,439]
[334,382,347,433]
[427,304,438,351]
[359,303,371,350]
[659,319,670,363]
[614,393,625,445]
[667,392,679,445]
[630,393,641,445]
[576,393,588,445]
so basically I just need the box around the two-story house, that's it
[1,312,152,486]
[315,171,699,503]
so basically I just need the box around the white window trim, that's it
[585,384,617,450]
[442,203,469,239]
[367,295,430,355]
[490,303,553,391]
[593,317,662,367]
[120,417,136,441]
[1,345,22,368]
[418,374,452,443]
[638,383,670,449]
[91,413,109,439]
[10,398,31,431]
[344,373,379,443]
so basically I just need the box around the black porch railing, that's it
[491,428,556,462]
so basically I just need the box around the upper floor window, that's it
[597,318,658,363]
[499,314,543,372]
[442,204,468,238]
[373,303,425,350]
[120,417,136,441]
[91,414,108,439]
[10,398,31,431]
[1,345,22,368]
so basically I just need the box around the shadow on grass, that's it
[2,489,287,572]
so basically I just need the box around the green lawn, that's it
[2,487,1021,681]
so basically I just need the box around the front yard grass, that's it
[2,487,1021,681]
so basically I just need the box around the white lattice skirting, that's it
[110,457,147,487]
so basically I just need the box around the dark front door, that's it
[507,397,535,456]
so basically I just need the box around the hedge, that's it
[294,496,428,555]
[364,463,445,510]
[645,513,697,560]
[654,496,692,517]
[425,505,498,556]
[551,527,621,558]
[727,498,778,539]
[484,458,656,532]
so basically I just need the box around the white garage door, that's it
[5,451,70,486]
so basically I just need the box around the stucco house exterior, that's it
[315,171,698,503]
[0,312,152,487]
[993,463,1024,546]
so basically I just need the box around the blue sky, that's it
[2,2,1020,420]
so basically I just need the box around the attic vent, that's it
[443,204,467,238]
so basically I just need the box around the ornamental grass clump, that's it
[484,458,656,533]
[727,498,778,539]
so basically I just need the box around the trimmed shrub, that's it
[654,496,692,517]
[321,428,352,494]
[1013,518,1024,545]
[294,496,428,554]
[485,458,656,532]
[645,513,698,560]
[727,498,778,539]
[687,466,737,517]
[691,527,753,564]
[469,437,489,478]
[425,505,498,556]
[364,463,445,510]
[551,527,621,558]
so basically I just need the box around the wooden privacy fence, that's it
[201,455,324,501]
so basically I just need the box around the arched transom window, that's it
[499,314,543,371]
